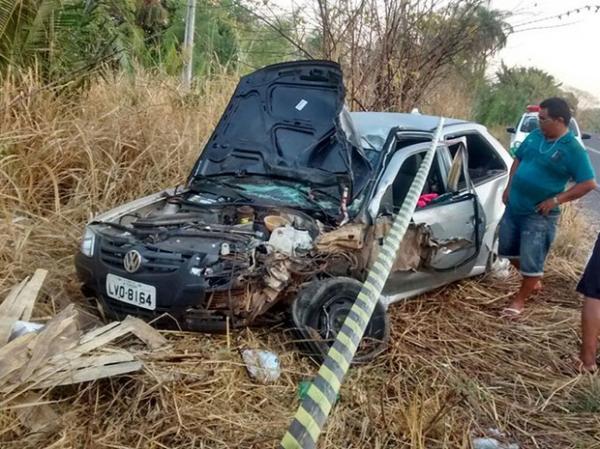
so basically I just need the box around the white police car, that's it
[507,105,591,156]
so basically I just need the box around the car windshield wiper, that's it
[290,186,339,219]
[199,174,338,217]
[190,177,253,202]
[309,187,339,204]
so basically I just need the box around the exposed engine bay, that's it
[84,188,398,332]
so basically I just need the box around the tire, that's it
[290,277,389,364]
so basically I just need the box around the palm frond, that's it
[0,0,20,42]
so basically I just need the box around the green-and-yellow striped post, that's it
[280,117,445,449]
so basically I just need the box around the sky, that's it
[489,0,600,106]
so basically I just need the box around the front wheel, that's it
[290,277,389,364]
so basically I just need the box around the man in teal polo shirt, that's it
[499,97,596,317]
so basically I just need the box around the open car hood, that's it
[188,61,372,199]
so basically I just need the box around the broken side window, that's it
[447,133,507,186]
[377,151,445,215]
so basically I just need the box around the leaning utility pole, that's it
[182,0,197,90]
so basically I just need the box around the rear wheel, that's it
[291,277,389,364]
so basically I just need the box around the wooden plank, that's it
[6,351,136,392]
[63,322,132,357]
[19,305,80,382]
[0,304,164,394]
[0,333,37,385]
[0,270,48,346]
[35,361,143,388]
[50,315,165,362]
[123,316,167,350]
[50,351,135,374]
[19,269,48,321]
[78,321,121,345]
[19,320,138,388]
[0,278,28,314]
[0,278,29,346]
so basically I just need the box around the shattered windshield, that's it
[190,176,343,214]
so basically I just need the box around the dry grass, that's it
[418,73,476,120]
[487,125,512,150]
[1,73,599,449]
[0,70,234,291]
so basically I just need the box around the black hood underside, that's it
[189,60,372,199]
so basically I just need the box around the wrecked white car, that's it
[75,61,512,361]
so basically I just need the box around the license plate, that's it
[106,274,156,310]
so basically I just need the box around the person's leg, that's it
[508,259,542,290]
[580,297,600,371]
[506,275,541,312]
[505,213,557,314]
[576,234,600,371]
[498,210,520,271]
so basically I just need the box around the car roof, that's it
[350,111,467,131]
[349,112,471,148]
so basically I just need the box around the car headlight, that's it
[80,227,96,257]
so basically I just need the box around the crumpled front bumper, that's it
[74,249,234,332]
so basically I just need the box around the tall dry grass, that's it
[0,71,235,291]
[1,71,599,449]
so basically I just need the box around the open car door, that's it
[414,137,486,271]
[367,130,492,304]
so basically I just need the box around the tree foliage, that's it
[264,0,512,111]
[579,108,600,133]
[475,64,578,127]
[0,0,294,81]
[5,0,585,129]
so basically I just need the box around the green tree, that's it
[0,0,149,79]
[1,0,249,79]
[579,108,600,133]
[475,64,577,127]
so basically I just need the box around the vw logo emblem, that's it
[123,250,142,273]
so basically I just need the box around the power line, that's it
[510,4,600,30]
[511,20,583,34]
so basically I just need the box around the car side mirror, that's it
[506,127,516,134]
[582,133,592,140]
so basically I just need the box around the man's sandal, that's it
[570,354,598,374]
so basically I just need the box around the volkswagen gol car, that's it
[75,61,512,360]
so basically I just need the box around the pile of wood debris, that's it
[0,269,168,433]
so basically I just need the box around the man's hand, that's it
[536,197,558,215]
[502,159,519,206]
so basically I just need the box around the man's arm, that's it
[537,179,597,215]
[502,158,520,205]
